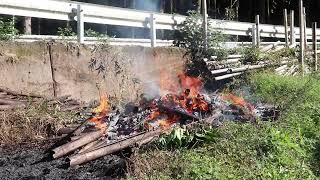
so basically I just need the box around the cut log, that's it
[68,129,163,167]
[52,130,104,159]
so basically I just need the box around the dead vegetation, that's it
[0,101,76,146]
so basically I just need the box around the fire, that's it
[146,73,209,129]
[221,93,254,111]
[89,93,109,130]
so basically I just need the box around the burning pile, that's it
[50,73,279,167]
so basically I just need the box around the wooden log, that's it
[52,130,104,159]
[214,72,243,81]
[68,129,163,167]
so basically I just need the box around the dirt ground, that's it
[0,142,126,180]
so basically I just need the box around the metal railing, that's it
[1,0,320,47]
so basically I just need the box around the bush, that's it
[0,17,19,41]
[174,11,227,60]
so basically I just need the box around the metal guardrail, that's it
[1,0,320,47]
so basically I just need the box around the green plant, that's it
[241,46,262,64]
[155,124,217,149]
[174,11,228,60]
[85,29,110,44]
[57,26,76,40]
[0,17,19,41]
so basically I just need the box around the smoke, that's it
[132,51,179,100]
[134,0,160,12]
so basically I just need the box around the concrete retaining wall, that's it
[0,42,186,103]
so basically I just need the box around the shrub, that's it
[0,17,19,41]
[174,11,228,60]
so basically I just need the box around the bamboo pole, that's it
[303,7,307,51]
[256,15,260,47]
[202,0,208,50]
[299,0,305,76]
[68,129,163,167]
[214,72,243,81]
[284,9,289,47]
[313,22,318,71]
[290,10,296,46]
[52,130,104,159]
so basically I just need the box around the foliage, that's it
[0,17,19,41]
[155,124,217,149]
[241,46,297,64]
[85,28,110,43]
[174,11,228,60]
[241,46,262,64]
[57,26,76,39]
[130,73,320,179]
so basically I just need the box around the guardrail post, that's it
[299,0,305,76]
[283,9,289,47]
[312,22,317,71]
[77,4,84,44]
[290,10,296,46]
[150,13,156,47]
[252,24,257,46]
[255,15,260,47]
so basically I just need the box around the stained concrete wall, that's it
[0,42,186,103]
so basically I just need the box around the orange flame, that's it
[146,73,209,129]
[221,93,254,111]
[89,93,109,130]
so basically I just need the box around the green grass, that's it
[129,73,320,179]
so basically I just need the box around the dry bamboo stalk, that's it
[78,139,101,154]
[211,68,229,75]
[214,72,243,81]
[52,130,104,159]
[68,129,163,167]
[136,136,155,146]
[231,64,267,73]
[206,58,240,65]
[261,41,281,52]
[272,45,285,52]
[275,65,288,72]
